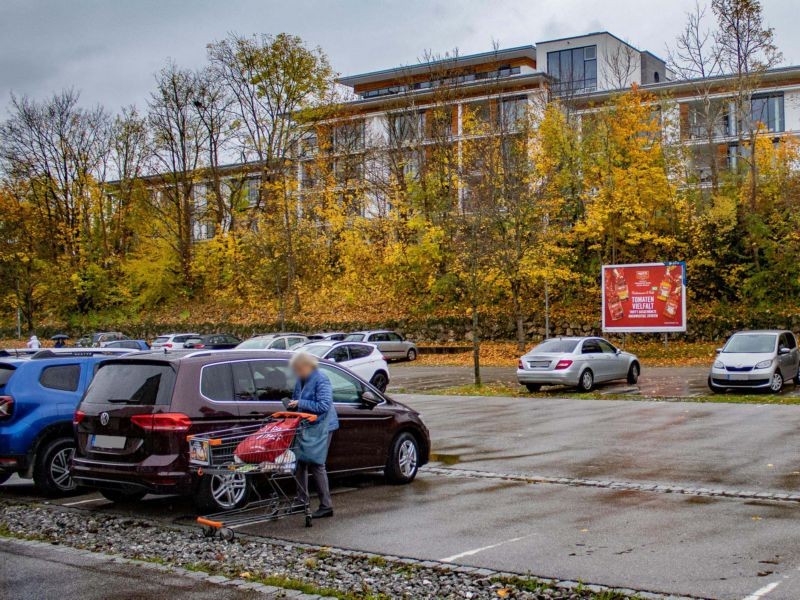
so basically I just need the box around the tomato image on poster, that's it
[601,262,686,332]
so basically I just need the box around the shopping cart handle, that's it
[272,411,318,422]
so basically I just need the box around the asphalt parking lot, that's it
[4,392,800,599]
[388,363,800,398]
[0,538,259,600]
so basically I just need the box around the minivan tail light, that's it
[131,413,192,432]
[555,359,573,370]
[73,410,85,426]
[0,396,13,419]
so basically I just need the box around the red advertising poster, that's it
[601,262,686,333]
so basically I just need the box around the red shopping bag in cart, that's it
[234,413,316,464]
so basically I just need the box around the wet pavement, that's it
[0,538,259,600]
[4,393,800,599]
[388,364,800,398]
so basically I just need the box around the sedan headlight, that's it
[713,360,724,369]
[755,359,774,369]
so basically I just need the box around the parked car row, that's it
[0,347,430,513]
[516,329,800,395]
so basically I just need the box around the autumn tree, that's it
[712,0,782,271]
[147,62,204,288]
[208,33,334,323]
[669,2,726,192]
[577,88,685,266]
[0,90,116,313]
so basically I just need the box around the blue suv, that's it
[0,349,129,495]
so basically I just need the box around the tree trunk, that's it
[471,309,481,386]
[511,280,526,353]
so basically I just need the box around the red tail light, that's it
[73,410,85,426]
[0,396,13,419]
[164,343,173,348]
[131,413,192,432]
[518,359,524,369]
[555,359,573,370]
[194,344,205,349]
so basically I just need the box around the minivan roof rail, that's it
[30,348,133,359]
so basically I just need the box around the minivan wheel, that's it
[769,370,784,394]
[195,473,249,513]
[385,432,419,484]
[33,437,77,496]
[370,371,389,392]
[406,348,417,362]
[627,362,640,385]
[99,488,147,504]
[577,369,594,393]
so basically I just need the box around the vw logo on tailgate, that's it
[100,412,110,426]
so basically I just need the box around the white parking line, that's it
[743,581,782,600]
[62,498,109,507]
[439,534,534,563]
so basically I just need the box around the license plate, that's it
[91,434,126,449]
[726,373,748,381]
[529,361,550,368]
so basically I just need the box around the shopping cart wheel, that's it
[305,515,313,528]
[202,526,216,538]
[220,528,235,541]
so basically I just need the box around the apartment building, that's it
[170,31,800,238]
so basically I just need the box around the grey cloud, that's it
[1,0,798,114]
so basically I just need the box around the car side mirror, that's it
[715,348,723,354]
[615,348,621,355]
[361,390,380,408]
[779,347,791,355]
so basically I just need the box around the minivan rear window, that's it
[83,362,176,406]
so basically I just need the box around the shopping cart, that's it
[187,411,318,540]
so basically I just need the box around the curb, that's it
[422,465,800,504]
[0,536,334,599]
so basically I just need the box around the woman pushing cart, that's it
[187,351,338,539]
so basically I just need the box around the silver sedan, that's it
[516,337,640,392]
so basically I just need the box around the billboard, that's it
[601,262,686,333]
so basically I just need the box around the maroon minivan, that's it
[72,350,429,512]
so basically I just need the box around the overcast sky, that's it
[2,0,798,113]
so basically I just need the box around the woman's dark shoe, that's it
[312,507,333,519]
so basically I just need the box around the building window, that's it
[387,112,423,145]
[333,120,365,153]
[300,134,318,157]
[547,45,597,93]
[750,93,784,133]
[500,96,527,129]
[193,184,207,213]
[246,178,260,207]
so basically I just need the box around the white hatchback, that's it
[301,341,391,392]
